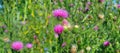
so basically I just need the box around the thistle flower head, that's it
[54,24,64,34]
[117,4,120,8]
[104,41,110,46]
[52,9,69,18]
[11,41,23,51]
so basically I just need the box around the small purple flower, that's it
[93,26,99,31]
[61,42,66,47]
[4,29,8,33]
[34,35,37,39]
[98,0,104,3]
[117,4,120,8]
[26,43,32,49]
[104,41,110,46]
[86,2,91,6]
[85,7,89,11]
[52,9,69,18]
[11,41,23,51]
[1,25,7,28]
[54,24,64,34]
[83,7,89,13]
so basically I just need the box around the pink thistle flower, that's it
[117,4,120,8]
[11,41,23,51]
[26,43,32,49]
[52,9,69,18]
[103,41,110,46]
[54,24,64,34]
[86,2,92,6]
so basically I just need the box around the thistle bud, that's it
[98,14,104,19]
[70,45,77,53]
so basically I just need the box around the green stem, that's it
[58,34,63,52]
